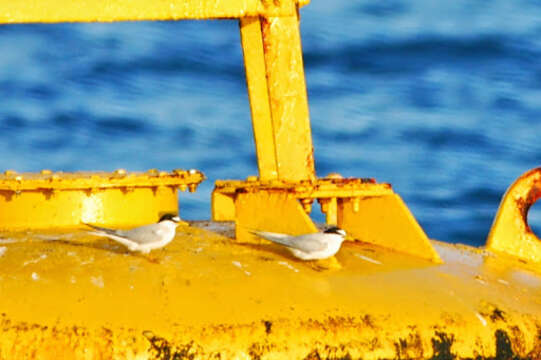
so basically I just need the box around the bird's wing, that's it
[250,231,328,252]
[121,224,163,244]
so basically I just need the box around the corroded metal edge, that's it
[0,169,205,191]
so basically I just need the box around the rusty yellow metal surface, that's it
[0,223,540,359]
[213,176,442,262]
[487,167,541,264]
[239,13,315,182]
[213,176,393,201]
[240,17,279,181]
[261,14,316,181]
[0,169,204,230]
[0,0,310,23]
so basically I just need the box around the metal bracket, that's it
[487,167,541,264]
[212,175,442,263]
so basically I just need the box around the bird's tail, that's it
[83,223,138,251]
[82,222,119,236]
[248,230,292,247]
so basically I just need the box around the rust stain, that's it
[214,177,390,193]
[143,330,203,360]
[263,320,273,335]
[487,167,541,263]
[478,302,507,324]
[516,182,541,234]
[305,147,315,179]
[430,332,455,360]
[394,329,424,359]
[0,315,540,359]
[260,17,272,57]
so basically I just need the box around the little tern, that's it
[84,214,181,254]
[250,226,347,260]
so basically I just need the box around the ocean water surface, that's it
[1,0,541,246]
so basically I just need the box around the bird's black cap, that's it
[324,226,346,236]
[159,213,181,223]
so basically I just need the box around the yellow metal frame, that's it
[0,0,439,262]
[220,9,441,262]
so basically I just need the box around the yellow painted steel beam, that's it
[0,225,540,358]
[487,167,541,265]
[0,0,310,24]
[0,169,204,230]
[261,14,316,181]
[240,13,315,182]
[240,17,279,181]
[213,177,392,198]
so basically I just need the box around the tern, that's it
[250,226,347,260]
[84,214,181,254]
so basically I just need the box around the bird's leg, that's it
[309,256,342,271]
[137,252,161,264]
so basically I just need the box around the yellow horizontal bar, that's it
[214,178,392,198]
[0,0,309,24]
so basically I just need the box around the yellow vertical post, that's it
[239,17,278,181]
[261,13,315,181]
[325,197,338,225]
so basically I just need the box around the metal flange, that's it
[0,169,205,230]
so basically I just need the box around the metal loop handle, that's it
[487,167,541,264]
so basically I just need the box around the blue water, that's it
[1,0,541,246]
